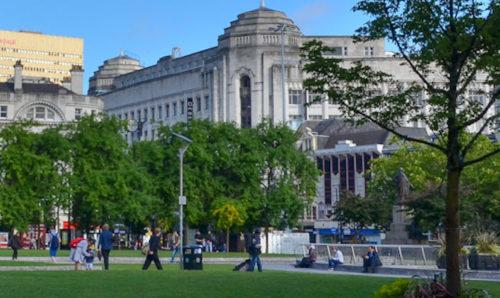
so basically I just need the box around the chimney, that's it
[70,65,84,94]
[14,60,23,91]
[61,76,71,90]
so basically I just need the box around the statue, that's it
[394,168,412,203]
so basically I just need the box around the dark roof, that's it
[299,119,428,150]
[0,82,74,95]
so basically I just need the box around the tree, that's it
[212,198,246,251]
[368,136,500,233]
[302,1,499,294]
[0,122,57,229]
[68,114,154,231]
[249,120,320,252]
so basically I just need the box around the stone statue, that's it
[394,168,412,203]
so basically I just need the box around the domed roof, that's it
[219,5,301,38]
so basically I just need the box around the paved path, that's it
[1,256,499,281]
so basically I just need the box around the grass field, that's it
[0,248,291,258]
[0,264,499,298]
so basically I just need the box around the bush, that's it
[374,279,409,298]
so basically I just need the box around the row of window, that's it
[0,55,80,68]
[118,96,210,122]
[121,60,204,87]
[0,47,81,59]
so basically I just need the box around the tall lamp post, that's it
[127,118,145,142]
[171,131,192,270]
[271,23,298,124]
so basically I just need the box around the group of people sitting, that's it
[295,244,382,273]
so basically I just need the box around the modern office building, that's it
[0,30,83,84]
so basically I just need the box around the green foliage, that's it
[474,232,500,255]
[374,279,410,298]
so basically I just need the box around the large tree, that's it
[302,0,499,294]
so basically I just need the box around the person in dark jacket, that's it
[98,224,114,270]
[296,244,317,268]
[248,228,262,272]
[9,232,22,260]
[363,245,382,273]
[142,227,163,270]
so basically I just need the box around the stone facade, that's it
[0,62,103,128]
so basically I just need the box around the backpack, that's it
[69,237,84,249]
[49,233,59,250]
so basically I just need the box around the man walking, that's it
[98,224,114,270]
[143,227,163,270]
[248,228,262,272]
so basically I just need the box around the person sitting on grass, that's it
[296,244,317,268]
[328,246,344,271]
[363,245,382,273]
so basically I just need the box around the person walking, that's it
[9,232,22,260]
[248,228,262,272]
[98,224,114,270]
[48,227,61,263]
[170,230,180,264]
[143,227,163,270]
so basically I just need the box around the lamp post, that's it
[271,23,298,124]
[127,118,145,142]
[171,131,192,270]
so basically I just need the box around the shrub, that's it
[374,279,409,298]
[475,232,500,255]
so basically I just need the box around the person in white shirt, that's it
[328,247,344,271]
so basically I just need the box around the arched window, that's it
[23,105,59,121]
[240,76,251,128]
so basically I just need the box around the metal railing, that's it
[297,243,449,267]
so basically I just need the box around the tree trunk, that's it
[265,226,269,254]
[226,228,229,252]
[446,159,462,296]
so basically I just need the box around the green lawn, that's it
[0,261,64,266]
[0,248,292,258]
[0,264,498,298]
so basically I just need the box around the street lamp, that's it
[171,131,192,270]
[270,23,298,124]
[127,118,145,142]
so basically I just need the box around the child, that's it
[85,244,95,270]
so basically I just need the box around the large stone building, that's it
[96,3,495,143]
[0,61,103,128]
[0,30,83,85]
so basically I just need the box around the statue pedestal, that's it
[383,205,411,244]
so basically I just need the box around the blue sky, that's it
[1,0,373,93]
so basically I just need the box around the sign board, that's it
[0,232,8,248]
[179,196,186,205]
[186,97,193,120]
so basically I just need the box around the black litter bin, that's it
[183,245,203,270]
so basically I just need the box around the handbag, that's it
[97,250,102,261]
[142,244,150,255]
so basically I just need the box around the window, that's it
[469,90,485,105]
[0,106,7,118]
[166,104,170,118]
[181,101,185,115]
[196,97,201,112]
[365,47,374,56]
[144,109,148,121]
[151,107,155,120]
[25,106,57,121]
[288,90,302,104]
[173,103,177,116]
[158,106,162,119]
[204,96,209,110]
[307,93,322,104]
[343,47,348,56]
[124,112,128,119]
[75,108,82,119]
[309,115,323,120]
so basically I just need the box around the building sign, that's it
[0,232,8,248]
[0,38,16,45]
[187,97,193,120]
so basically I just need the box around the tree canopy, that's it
[302,0,499,294]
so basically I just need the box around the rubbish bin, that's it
[183,245,203,270]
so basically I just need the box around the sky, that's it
[0,0,375,94]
